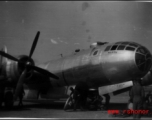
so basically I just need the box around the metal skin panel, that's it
[102,50,136,84]
[63,47,109,88]
[8,60,19,81]
[3,42,152,100]
[5,59,20,82]
[37,42,152,89]
[5,55,35,83]
[40,58,67,87]
[39,45,110,88]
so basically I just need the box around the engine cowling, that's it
[5,55,35,83]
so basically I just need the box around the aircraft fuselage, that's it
[38,41,152,88]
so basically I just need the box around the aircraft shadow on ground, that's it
[22,102,128,111]
[0,106,31,112]
[0,101,64,111]
[23,102,65,110]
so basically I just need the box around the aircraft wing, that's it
[66,74,152,97]
[65,81,133,96]
[99,68,152,96]
[98,81,133,96]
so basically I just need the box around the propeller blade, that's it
[29,65,59,79]
[29,31,40,59]
[14,69,27,100]
[0,51,19,62]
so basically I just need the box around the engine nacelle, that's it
[5,55,35,83]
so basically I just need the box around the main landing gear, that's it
[0,87,14,109]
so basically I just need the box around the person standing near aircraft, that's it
[145,91,152,105]
[69,87,74,97]
[130,78,145,119]
[0,75,6,107]
[18,86,25,107]
[73,88,79,111]
[103,94,110,110]
[73,81,88,111]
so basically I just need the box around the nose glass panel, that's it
[135,46,152,72]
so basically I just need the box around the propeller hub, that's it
[0,31,59,81]
[18,55,35,75]
[26,61,31,66]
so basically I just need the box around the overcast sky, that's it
[0,1,152,63]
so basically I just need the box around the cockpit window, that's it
[146,54,151,59]
[135,53,146,65]
[105,46,111,51]
[93,50,98,55]
[111,45,118,50]
[137,47,147,54]
[126,46,135,51]
[117,45,125,50]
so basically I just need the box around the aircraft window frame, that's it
[145,59,152,71]
[115,42,122,44]
[117,45,126,50]
[146,53,151,59]
[126,46,135,51]
[135,53,146,65]
[121,42,130,45]
[136,47,147,54]
[129,43,138,48]
[93,50,99,56]
[104,46,111,51]
[138,63,146,71]
[111,45,118,51]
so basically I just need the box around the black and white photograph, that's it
[0,1,152,119]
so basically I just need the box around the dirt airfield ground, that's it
[0,96,152,119]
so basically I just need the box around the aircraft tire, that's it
[4,91,14,109]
